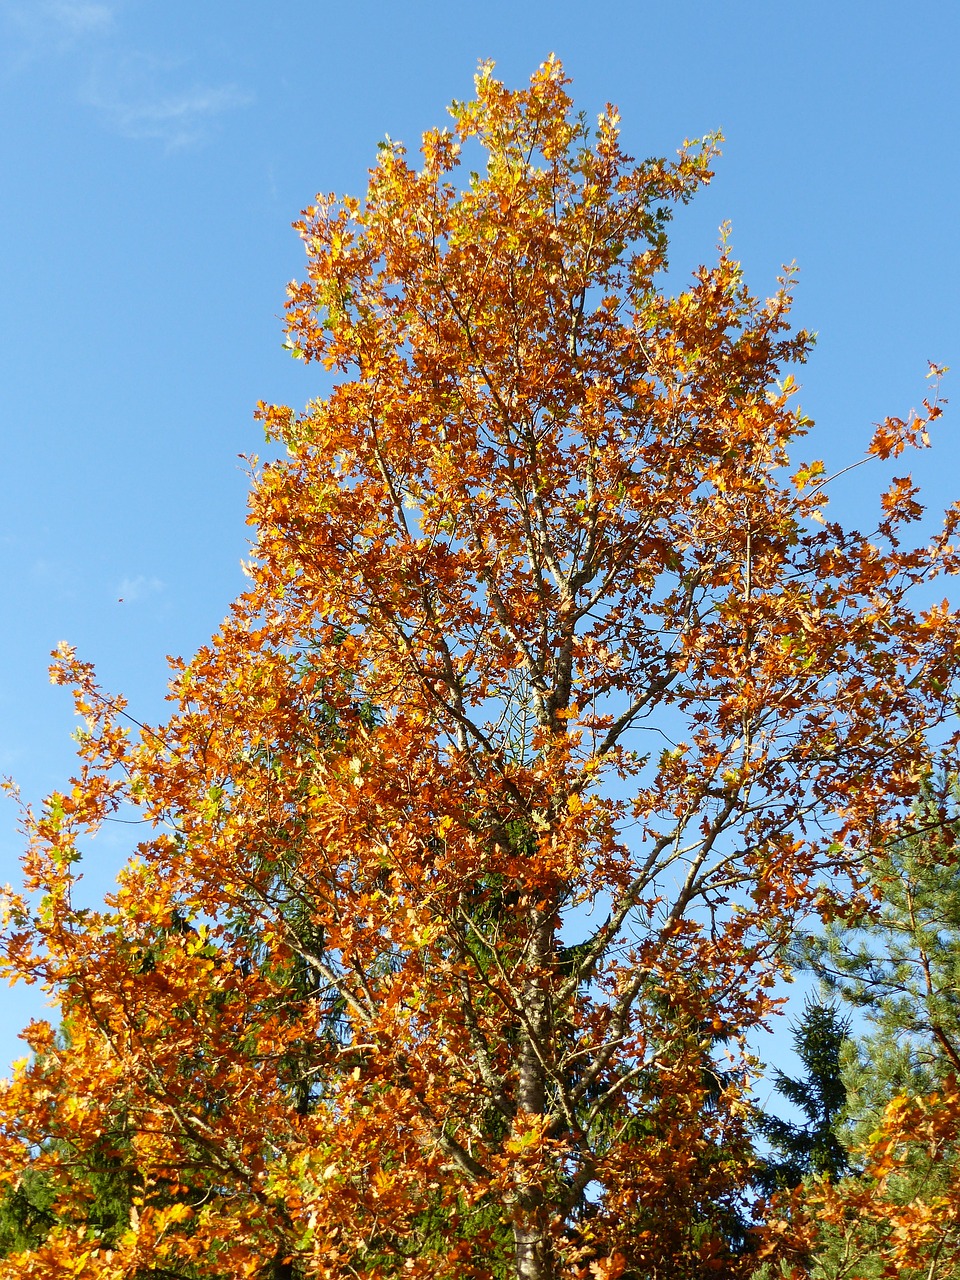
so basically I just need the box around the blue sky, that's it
[1,0,958,1071]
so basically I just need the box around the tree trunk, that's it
[511,905,557,1280]
[513,1213,555,1280]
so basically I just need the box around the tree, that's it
[775,784,960,1279]
[2,58,959,1280]
[802,779,960,1123]
[754,999,851,1195]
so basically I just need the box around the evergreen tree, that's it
[773,781,960,1279]
[800,779,960,1141]
[755,998,851,1194]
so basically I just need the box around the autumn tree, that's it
[2,59,959,1280]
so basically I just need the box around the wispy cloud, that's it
[44,0,114,34]
[1,0,115,48]
[83,52,250,148]
[2,3,249,148]
[116,574,163,603]
[95,83,249,148]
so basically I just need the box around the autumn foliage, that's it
[2,59,959,1280]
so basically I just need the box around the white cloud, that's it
[1,4,249,148]
[83,53,251,148]
[1,0,115,47]
[116,574,163,603]
[45,0,114,33]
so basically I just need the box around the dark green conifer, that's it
[755,998,851,1193]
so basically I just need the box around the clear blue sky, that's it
[2,0,958,1070]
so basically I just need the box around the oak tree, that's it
[2,59,959,1280]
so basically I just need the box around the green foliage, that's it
[799,780,960,1142]
[350,1193,515,1278]
[755,999,851,1193]
[0,1168,58,1255]
[767,781,960,1280]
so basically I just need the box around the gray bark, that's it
[511,904,557,1280]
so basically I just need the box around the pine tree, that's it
[778,781,960,1279]
[801,778,960,1139]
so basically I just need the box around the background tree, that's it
[771,782,960,1279]
[802,778,960,1129]
[754,999,851,1195]
[1,59,958,1280]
